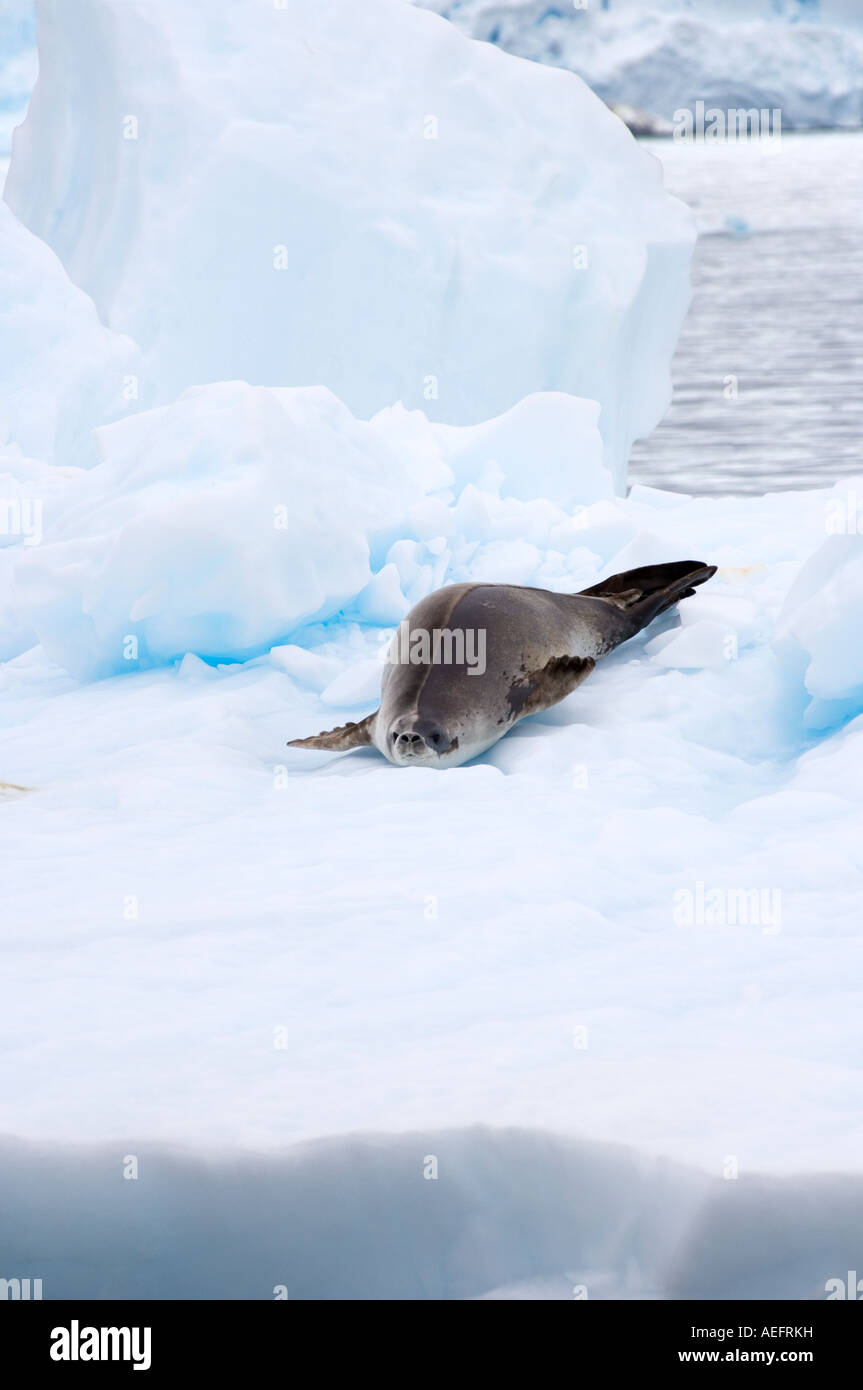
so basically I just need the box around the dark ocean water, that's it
[629,131,863,496]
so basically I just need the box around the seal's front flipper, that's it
[288,711,378,752]
[509,654,595,720]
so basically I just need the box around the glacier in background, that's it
[417,0,863,130]
[8,0,863,153]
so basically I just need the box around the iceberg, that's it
[0,0,36,165]
[0,201,141,468]
[5,0,693,487]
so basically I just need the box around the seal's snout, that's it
[391,720,448,760]
[395,731,424,753]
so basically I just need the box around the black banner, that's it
[2,1299,859,1375]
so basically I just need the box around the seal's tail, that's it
[580,560,717,629]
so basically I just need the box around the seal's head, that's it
[383,713,459,767]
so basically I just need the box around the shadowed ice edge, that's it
[1,1126,861,1300]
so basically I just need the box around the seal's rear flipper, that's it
[287,711,378,752]
[580,561,717,628]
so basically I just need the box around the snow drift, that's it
[8,382,608,679]
[5,0,693,487]
[775,532,863,730]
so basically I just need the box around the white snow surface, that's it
[419,0,863,130]
[4,0,694,489]
[2,464,863,1189]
